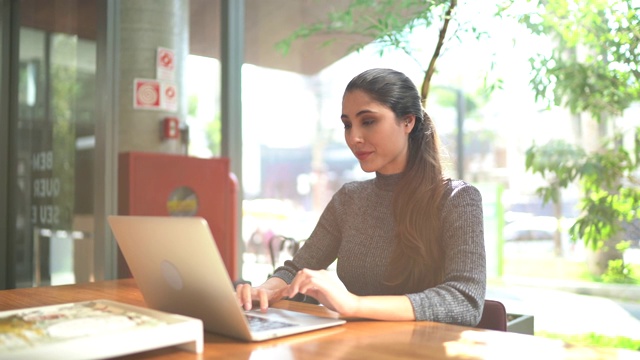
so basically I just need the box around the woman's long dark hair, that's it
[345,68,448,293]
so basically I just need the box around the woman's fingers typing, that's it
[235,277,290,312]
[288,268,359,316]
[235,283,254,310]
[289,269,338,303]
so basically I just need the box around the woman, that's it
[237,68,486,326]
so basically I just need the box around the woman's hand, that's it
[288,268,360,317]
[236,277,289,312]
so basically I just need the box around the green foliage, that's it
[503,256,640,285]
[600,241,637,284]
[503,257,594,282]
[205,113,222,157]
[188,95,198,118]
[519,0,640,122]
[525,132,640,251]
[187,94,221,156]
[50,35,82,230]
[520,0,640,253]
[524,139,586,203]
[431,87,484,114]
[276,0,453,57]
[274,0,496,104]
[536,331,640,351]
[602,258,636,284]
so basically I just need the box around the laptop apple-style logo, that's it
[160,259,184,290]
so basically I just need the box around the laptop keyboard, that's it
[246,314,296,331]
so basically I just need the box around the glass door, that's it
[7,0,99,287]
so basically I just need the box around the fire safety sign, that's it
[133,78,178,112]
[156,47,175,81]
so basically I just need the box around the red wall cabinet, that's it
[118,152,238,280]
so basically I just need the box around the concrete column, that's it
[118,0,188,154]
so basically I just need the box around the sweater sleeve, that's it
[405,182,486,326]
[270,188,344,284]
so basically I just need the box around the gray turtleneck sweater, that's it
[272,173,486,326]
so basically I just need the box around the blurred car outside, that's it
[502,215,584,259]
[503,215,571,242]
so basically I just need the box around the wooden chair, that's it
[476,299,507,331]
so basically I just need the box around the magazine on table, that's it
[0,299,203,360]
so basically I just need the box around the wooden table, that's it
[0,279,637,359]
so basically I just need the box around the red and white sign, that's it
[157,47,175,81]
[134,78,178,112]
[162,83,178,112]
[134,79,161,109]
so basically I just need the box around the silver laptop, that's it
[107,215,345,342]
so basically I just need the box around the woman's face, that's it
[341,90,414,175]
